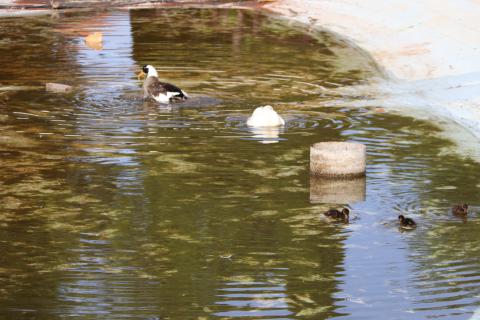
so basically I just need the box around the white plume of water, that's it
[248,126,284,144]
[247,105,285,127]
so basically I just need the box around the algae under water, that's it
[1,8,480,320]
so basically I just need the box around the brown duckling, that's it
[324,208,350,221]
[452,203,468,215]
[398,215,416,228]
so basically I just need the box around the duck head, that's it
[398,215,405,222]
[342,208,350,217]
[138,64,158,79]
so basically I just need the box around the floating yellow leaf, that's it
[85,32,103,50]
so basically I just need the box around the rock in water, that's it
[46,83,73,93]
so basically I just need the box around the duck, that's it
[451,203,468,215]
[398,215,416,228]
[138,64,189,103]
[324,208,349,221]
[247,105,285,127]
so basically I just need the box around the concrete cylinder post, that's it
[310,142,366,178]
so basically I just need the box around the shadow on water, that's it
[0,7,480,320]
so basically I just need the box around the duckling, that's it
[451,203,468,215]
[324,208,349,221]
[398,215,416,228]
[138,65,189,103]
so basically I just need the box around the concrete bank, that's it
[264,0,480,158]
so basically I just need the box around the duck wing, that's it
[405,218,416,226]
[144,77,187,100]
[160,82,187,99]
[324,209,340,218]
[452,205,467,215]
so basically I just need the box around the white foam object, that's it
[247,105,285,127]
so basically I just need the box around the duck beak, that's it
[137,70,146,80]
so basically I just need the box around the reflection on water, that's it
[0,7,480,320]
[246,125,285,144]
[310,176,366,204]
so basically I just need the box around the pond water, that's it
[1,8,480,320]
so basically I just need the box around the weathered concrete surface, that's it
[265,0,480,81]
[310,142,366,178]
[265,0,480,157]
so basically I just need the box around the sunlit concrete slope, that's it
[266,0,480,144]
[266,0,480,81]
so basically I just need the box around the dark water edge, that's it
[0,0,255,10]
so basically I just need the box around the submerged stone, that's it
[45,82,73,93]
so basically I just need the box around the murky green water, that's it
[1,8,480,320]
